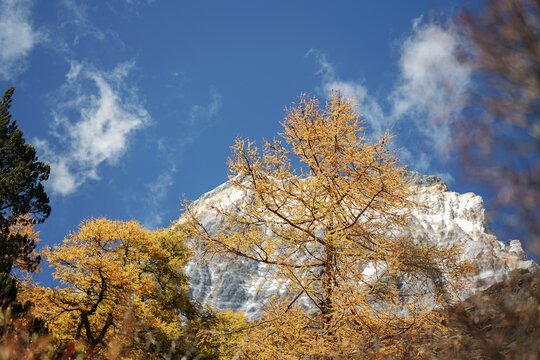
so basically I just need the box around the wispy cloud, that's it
[189,89,222,126]
[173,88,222,146]
[139,87,222,228]
[0,0,39,80]
[308,19,471,182]
[37,61,151,196]
[60,0,106,44]
[306,49,388,137]
[390,18,471,159]
[142,167,175,229]
[35,1,125,56]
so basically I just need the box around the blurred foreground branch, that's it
[458,0,540,253]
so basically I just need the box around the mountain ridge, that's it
[182,171,537,319]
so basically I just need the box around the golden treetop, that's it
[187,93,474,358]
[21,218,196,358]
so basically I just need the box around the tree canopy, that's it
[0,87,50,309]
[186,93,473,358]
[22,218,203,358]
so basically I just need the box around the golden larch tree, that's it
[186,93,473,358]
[21,218,201,359]
[8,214,41,277]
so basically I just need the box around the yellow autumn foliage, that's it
[8,214,41,275]
[21,218,199,359]
[185,93,475,358]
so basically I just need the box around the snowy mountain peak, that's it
[183,171,537,319]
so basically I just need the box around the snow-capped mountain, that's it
[183,171,537,320]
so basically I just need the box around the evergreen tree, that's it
[0,87,50,307]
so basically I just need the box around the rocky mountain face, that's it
[183,171,537,320]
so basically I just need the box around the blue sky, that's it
[1,0,486,282]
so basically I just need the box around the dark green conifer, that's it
[0,87,50,307]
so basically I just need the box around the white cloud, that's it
[38,1,123,55]
[37,61,151,196]
[390,19,472,159]
[61,0,106,44]
[189,89,222,126]
[142,168,175,229]
[136,88,221,228]
[399,148,430,173]
[308,19,472,177]
[0,0,39,80]
[307,49,389,137]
